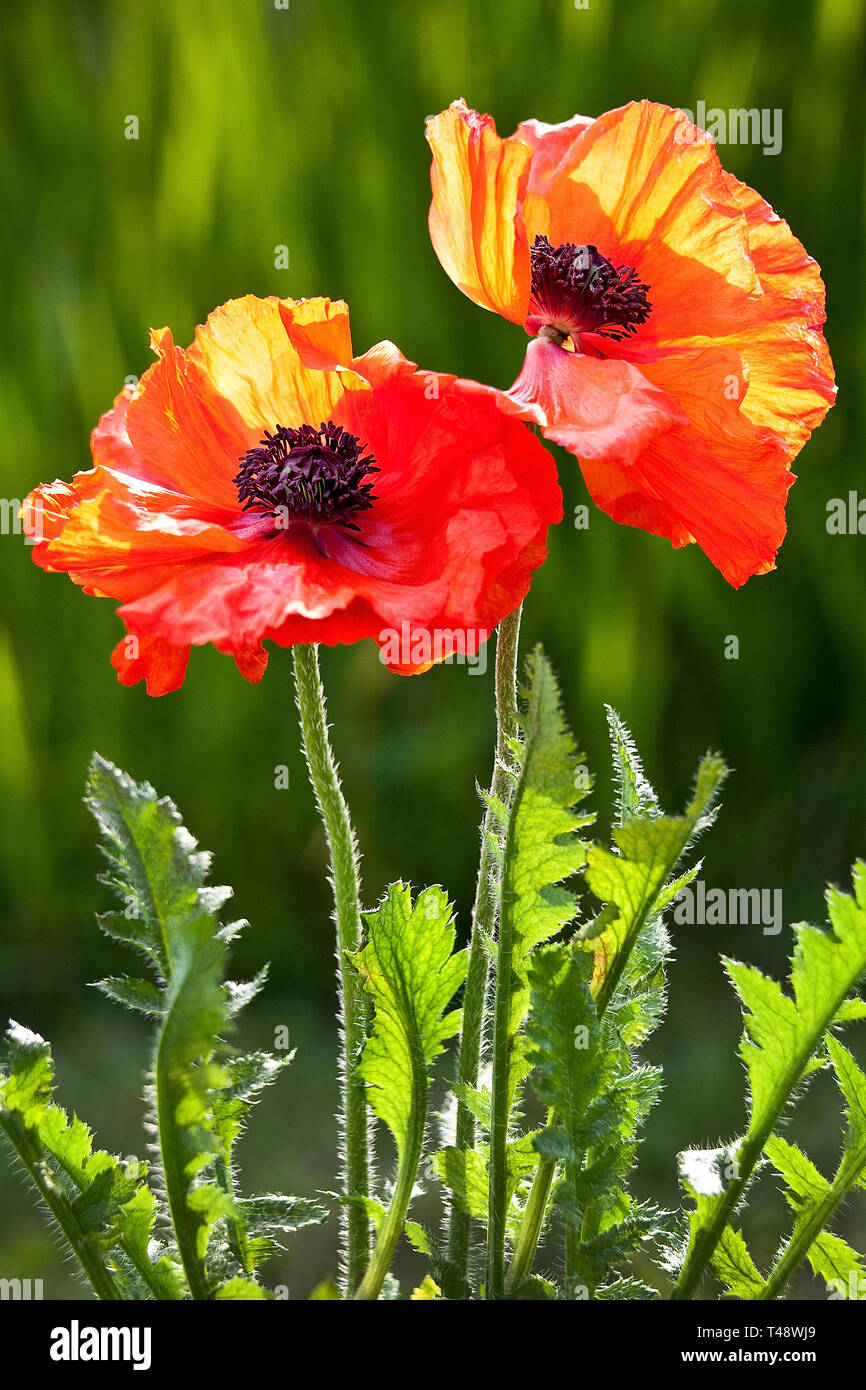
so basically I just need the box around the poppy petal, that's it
[540,103,762,341]
[229,642,269,683]
[189,295,347,430]
[575,341,792,584]
[126,329,247,508]
[712,171,836,452]
[426,99,532,324]
[111,630,190,696]
[509,337,687,466]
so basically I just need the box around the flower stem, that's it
[483,608,527,1300]
[446,605,523,1285]
[292,642,371,1294]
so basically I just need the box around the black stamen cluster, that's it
[234,421,378,531]
[530,235,652,341]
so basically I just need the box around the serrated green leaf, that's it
[524,942,669,1298]
[0,1022,184,1300]
[496,649,594,1052]
[486,650,594,1299]
[93,975,164,1016]
[525,944,608,1297]
[435,1135,535,1230]
[585,751,727,1015]
[674,863,866,1299]
[350,882,467,1299]
[351,884,466,1164]
[512,1274,559,1300]
[753,1035,866,1299]
[84,755,309,1300]
[86,754,233,979]
[403,1220,470,1300]
[712,1225,765,1298]
[604,704,661,825]
[214,1276,272,1300]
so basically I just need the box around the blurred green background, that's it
[0,0,863,1298]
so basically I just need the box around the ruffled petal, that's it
[541,102,763,340]
[27,389,248,604]
[508,337,687,466]
[426,100,532,324]
[575,341,792,585]
[188,295,348,430]
[513,114,594,195]
[126,328,248,507]
[710,171,836,453]
[111,630,190,696]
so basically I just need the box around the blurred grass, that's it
[0,0,864,1296]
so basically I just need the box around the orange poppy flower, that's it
[426,99,836,586]
[25,296,561,693]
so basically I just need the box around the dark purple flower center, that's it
[529,235,652,342]
[234,421,378,532]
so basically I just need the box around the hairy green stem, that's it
[292,642,371,1294]
[485,614,529,1299]
[446,605,523,1284]
[486,825,517,1298]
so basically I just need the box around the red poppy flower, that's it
[25,296,561,693]
[426,99,835,586]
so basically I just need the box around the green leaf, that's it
[214,1276,272,1300]
[86,754,235,981]
[85,755,314,1300]
[0,1022,184,1300]
[674,863,866,1299]
[753,1035,866,1299]
[435,1146,489,1222]
[525,943,667,1297]
[486,649,594,1299]
[210,1051,326,1274]
[526,946,608,1298]
[604,704,662,825]
[494,648,594,1065]
[404,1220,470,1300]
[828,1033,866,1194]
[584,748,728,1016]
[435,1135,535,1229]
[92,975,164,1016]
[350,882,467,1299]
[764,1136,865,1289]
[351,884,466,1164]
[511,1274,559,1300]
[712,1225,765,1299]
